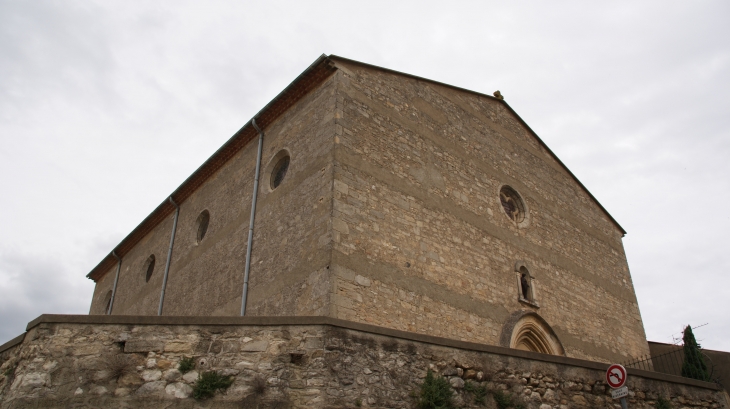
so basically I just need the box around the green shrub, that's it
[416,370,456,409]
[681,325,711,381]
[178,356,195,374]
[463,381,489,406]
[656,397,672,409]
[192,371,234,400]
[493,390,525,409]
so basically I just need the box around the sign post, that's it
[606,364,629,409]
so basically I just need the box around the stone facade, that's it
[0,316,726,409]
[86,55,649,364]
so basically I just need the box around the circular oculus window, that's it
[270,154,290,190]
[500,186,526,223]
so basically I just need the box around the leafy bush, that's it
[416,370,456,409]
[493,390,525,409]
[178,356,195,374]
[463,381,489,406]
[192,371,234,400]
[656,397,672,409]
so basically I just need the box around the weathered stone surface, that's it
[118,372,143,387]
[165,382,192,398]
[135,380,166,395]
[114,387,130,397]
[181,370,198,383]
[90,385,108,395]
[0,321,723,408]
[240,340,268,352]
[163,369,181,382]
[354,275,371,287]
[164,342,192,353]
[450,377,465,389]
[17,372,48,389]
[571,394,588,406]
[142,369,162,382]
[218,368,239,377]
[125,340,164,354]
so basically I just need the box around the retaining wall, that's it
[0,315,726,408]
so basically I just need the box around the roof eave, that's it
[86,55,337,281]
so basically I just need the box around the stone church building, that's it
[87,55,650,364]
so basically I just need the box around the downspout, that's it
[158,196,180,316]
[241,118,264,316]
[107,251,122,315]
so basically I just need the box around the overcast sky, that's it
[1,1,728,354]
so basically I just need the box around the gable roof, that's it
[87,54,624,282]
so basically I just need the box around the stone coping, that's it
[0,332,25,354]
[2,314,719,392]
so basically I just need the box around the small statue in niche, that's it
[520,273,531,300]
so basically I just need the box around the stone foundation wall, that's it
[0,315,726,409]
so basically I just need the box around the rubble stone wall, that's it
[0,316,725,409]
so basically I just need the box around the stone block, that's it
[182,371,198,383]
[354,275,371,287]
[165,382,193,399]
[135,381,166,395]
[125,340,164,354]
[164,341,192,353]
[241,340,269,352]
[141,369,162,382]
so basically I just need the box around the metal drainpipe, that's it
[158,196,180,316]
[241,118,265,316]
[107,251,122,315]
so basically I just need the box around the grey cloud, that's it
[0,0,728,351]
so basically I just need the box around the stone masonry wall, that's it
[89,73,338,318]
[0,317,726,409]
[328,60,649,363]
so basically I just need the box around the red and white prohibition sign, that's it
[606,364,627,389]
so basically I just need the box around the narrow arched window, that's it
[514,261,538,307]
[103,290,113,314]
[196,210,210,243]
[519,266,533,301]
[144,255,156,282]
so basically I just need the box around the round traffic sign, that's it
[606,364,627,389]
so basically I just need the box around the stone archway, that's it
[500,311,565,356]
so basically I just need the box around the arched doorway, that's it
[500,312,565,356]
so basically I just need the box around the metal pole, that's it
[107,251,122,315]
[158,197,180,316]
[620,397,628,409]
[241,118,264,316]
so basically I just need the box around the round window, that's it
[144,254,156,282]
[270,155,290,190]
[500,186,526,223]
[196,210,210,243]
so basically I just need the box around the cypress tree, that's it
[680,325,710,381]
